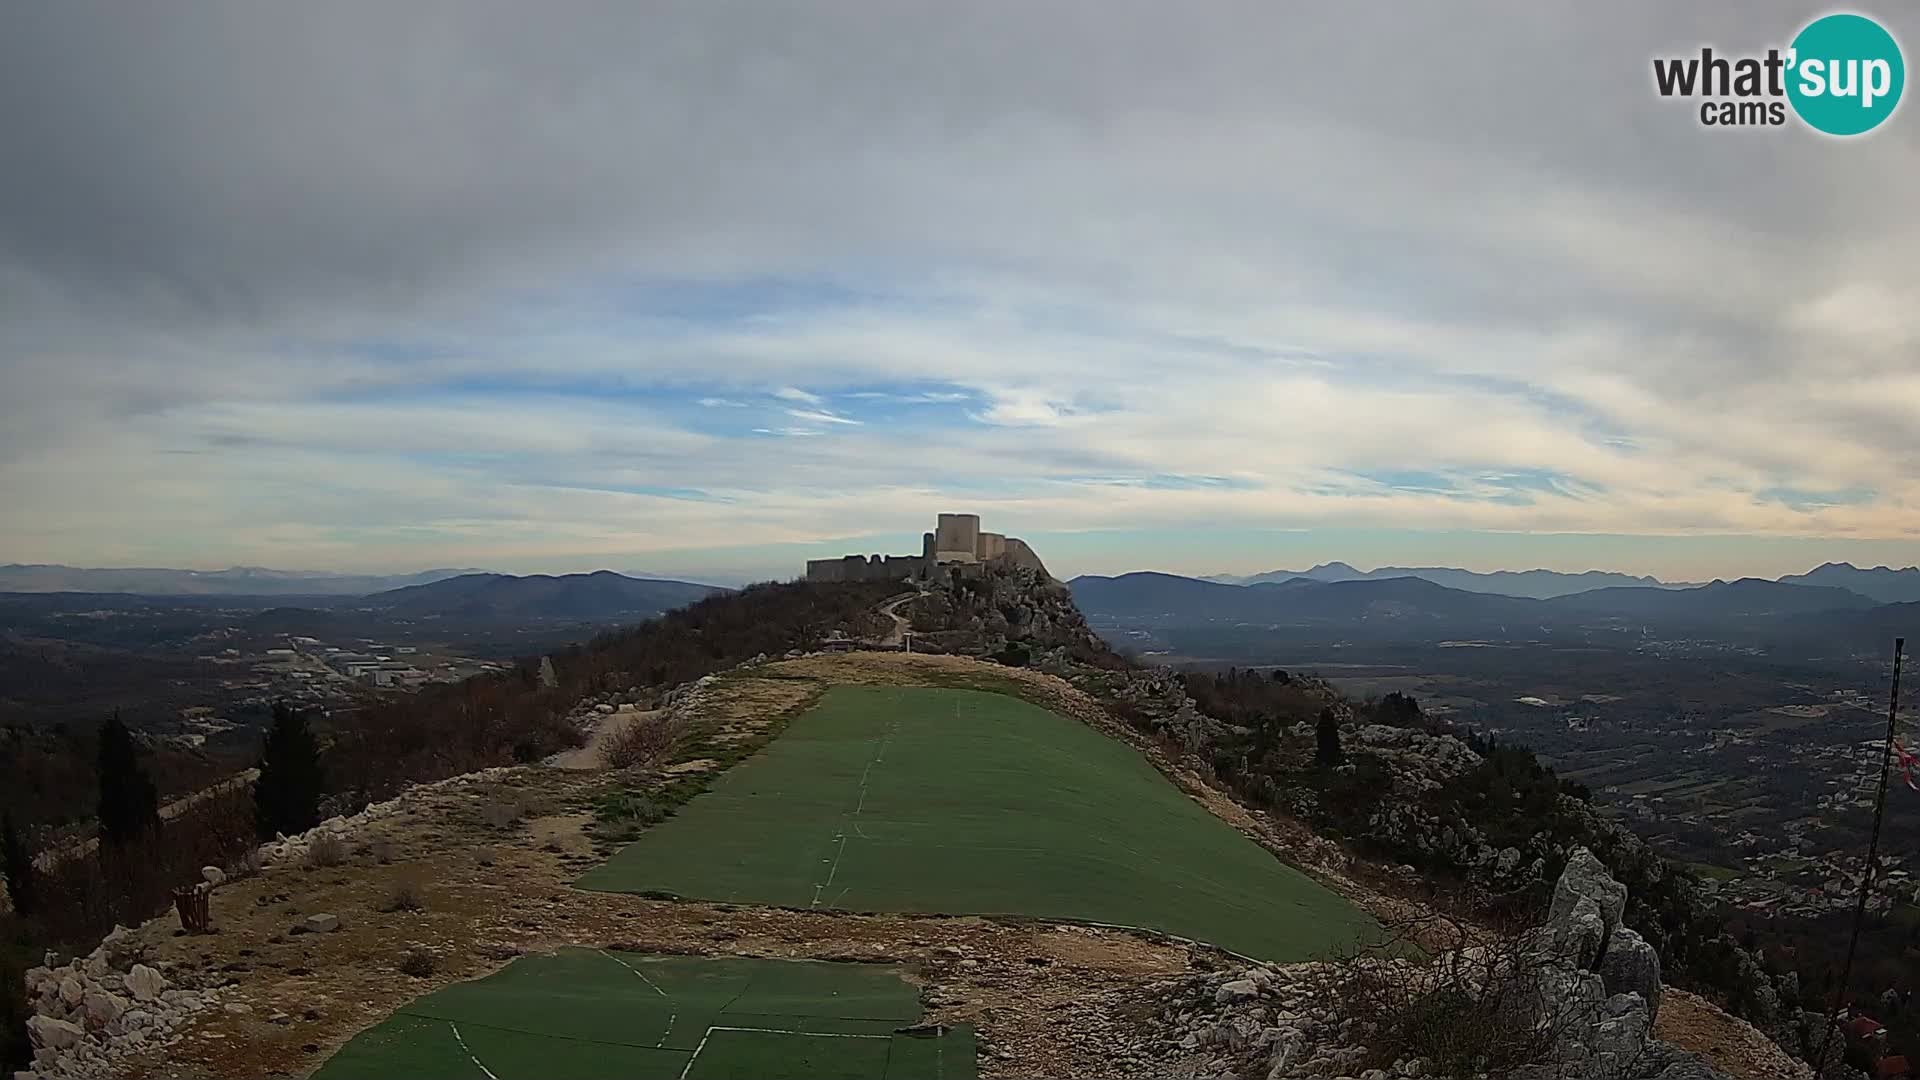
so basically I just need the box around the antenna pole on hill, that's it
[1816,636,1904,1072]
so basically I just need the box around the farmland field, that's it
[577,685,1374,961]
[313,950,972,1080]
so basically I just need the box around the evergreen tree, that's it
[96,712,160,848]
[254,702,325,841]
[2,811,35,916]
[1315,707,1345,767]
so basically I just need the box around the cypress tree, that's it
[1315,707,1345,767]
[2,811,35,916]
[96,711,160,848]
[254,702,325,841]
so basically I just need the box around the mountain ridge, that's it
[367,570,725,619]
[1069,568,1885,635]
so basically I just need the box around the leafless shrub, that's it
[599,714,686,770]
[1310,911,1605,1079]
[225,846,265,881]
[303,834,347,869]
[382,880,426,913]
[398,947,438,977]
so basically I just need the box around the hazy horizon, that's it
[11,526,1920,591]
[5,4,1918,581]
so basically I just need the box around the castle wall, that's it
[975,532,1007,560]
[805,554,927,583]
[999,538,1049,578]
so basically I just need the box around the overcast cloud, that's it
[2,2,1917,581]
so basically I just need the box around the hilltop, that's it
[6,569,1831,1079]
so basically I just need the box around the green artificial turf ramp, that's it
[312,950,973,1080]
[577,685,1374,961]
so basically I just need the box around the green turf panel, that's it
[454,1023,690,1079]
[578,685,1376,960]
[721,959,923,1021]
[310,1014,480,1080]
[315,951,973,1080]
[403,980,673,1048]
[684,1029,895,1080]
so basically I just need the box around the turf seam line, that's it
[679,1025,891,1080]
[812,706,901,907]
[447,1021,500,1080]
[599,949,679,1047]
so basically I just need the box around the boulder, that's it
[125,964,166,1002]
[202,865,227,887]
[81,991,126,1026]
[56,977,83,1007]
[25,1017,83,1051]
[1214,978,1260,1004]
[1598,926,1664,1021]
[1549,847,1626,953]
[304,913,341,934]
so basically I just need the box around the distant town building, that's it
[804,512,1049,584]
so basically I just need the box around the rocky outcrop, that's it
[1142,849,1738,1080]
[18,926,220,1080]
[1514,848,1726,1079]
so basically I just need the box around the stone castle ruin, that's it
[805,512,1049,584]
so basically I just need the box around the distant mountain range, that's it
[1201,560,1920,604]
[366,571,724,619]
[0,564,487,596]
[1070,568,1903,643]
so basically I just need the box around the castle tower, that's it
[933,513,981,563]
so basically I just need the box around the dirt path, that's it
[873,589,920,647]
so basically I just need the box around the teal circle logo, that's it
[1787,13,1904,135]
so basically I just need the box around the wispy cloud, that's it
[783,408,861,426]
[2,4,1918,579]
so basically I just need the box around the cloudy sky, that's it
[3,2,1918,585]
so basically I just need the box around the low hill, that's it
[1543,577,1877,619]
[1066,571,1260,619]
[367,570,724,619]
